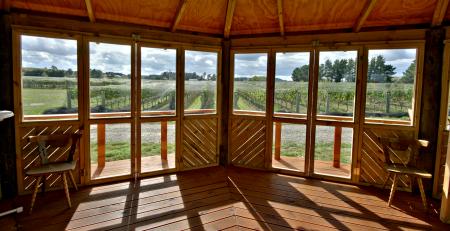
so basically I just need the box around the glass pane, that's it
[141,121,176,172]
[141,47,176,116]
[90,123,131,179]
[233,53,268,114]
[21,35,78,120]
[184,50,218,114]
[272,123,306,172]
[365,49,417,122]
[274,52,310,118]
[314,125,352,178]
[89,42,131,118]
[317,51,357,119]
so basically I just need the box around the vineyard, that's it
[234,80,414,120]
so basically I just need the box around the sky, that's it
[21,35,416,80]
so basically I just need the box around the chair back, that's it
[379,137,429,167]
[28,131,82,165]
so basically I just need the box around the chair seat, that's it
[26,160,76,176]
[386,165,432,178]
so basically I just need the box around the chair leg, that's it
[388,174,398,207]
[62,172,71,208]
[382,172,392,189]
[417,177,428,210]
[29,176,42,214]
[68,171,78,191]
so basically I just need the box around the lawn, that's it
[22,88,76,115]
[90,142,175,163]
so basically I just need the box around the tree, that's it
[291,65,309,82]
[23,68,45,76]
[367,55,396,83]
[345,59,356,82]
[90,69,103,78]
[47,65,66,77]
[322,59,333,81]
[399,60,416,83]
[65,68,74,77]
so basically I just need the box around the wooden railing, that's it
[273,122,342,168]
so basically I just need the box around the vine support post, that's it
[326,91,330,114]
[385,91,391,114]
[295,90,300,113]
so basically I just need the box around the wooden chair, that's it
[379,137,432,210]
[26,131,82,213]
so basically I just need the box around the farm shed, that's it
[2,0,450,230]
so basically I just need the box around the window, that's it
[184,50,218,114]
[272,123,307,172]
[141,121,176,172]
[20,35,78,120]
[233,53,268,114]
[274,52,310,118]
[89,42,131,118]
[317,51,358,120]
[141,47,176,116]
[365,49,417,124]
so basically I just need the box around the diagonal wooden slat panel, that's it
[18,123,81,193]
[360,127,414,188]
[230,118,266,169]
[182,118,218,169]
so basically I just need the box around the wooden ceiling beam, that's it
[353,0,378,32]
[431,0,450,27]
[84,0,95,22]
[171,0,188,32]
[277,0,285,36]
[224,0,237,39]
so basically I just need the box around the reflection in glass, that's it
[89,42,131,117]
[21,35,78,119]
[233,53,268,113]
[365,49,417,122]
[274,52,310,117]
[141,47,176,116]
[184,50,218,114]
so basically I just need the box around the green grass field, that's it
[22,88,77,115]
[90,142,175,163]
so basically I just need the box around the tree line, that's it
[291,55,416,83]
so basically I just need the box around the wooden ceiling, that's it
[2,0,450,38]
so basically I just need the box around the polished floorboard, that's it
[1,166,449,230]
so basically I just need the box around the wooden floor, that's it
[1,166,449,230]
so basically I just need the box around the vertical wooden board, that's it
[177,0,227,35]
[93,0,179,28]
[11,0,87,16]
[365,0,437,27]
[230,118,266,169]
[283,0,366,32]
[230,0,279,36]
[359,127,414,187]
[181,117,218,169]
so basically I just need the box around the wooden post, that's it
[333,126,342,168]
[161,121,167,160]
[97,123,105,167]
[220,40,230,165]
[274,122,282,160]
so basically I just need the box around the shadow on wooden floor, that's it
[0,166,448,230]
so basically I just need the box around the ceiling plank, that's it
[84,0,95,22]
[277,0,285,36]
[353,0,378,32]
[431,0,450,26]
[224,0,237,39]
[171,0,189,32]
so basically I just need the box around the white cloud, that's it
[89,42,131,74]
[185,50,218,75]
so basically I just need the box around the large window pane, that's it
[365,49,417,123]
[90,123,131,179]
[184,50,218,114]
[141,121,176,172]
[89,42,131,118]
[21,35,78,120]
[233,53,267,114]
[272,123,306,172]
[317,51,357,119]
[314,125,352,178]
[141,47,176,116]
[274,52,310,118]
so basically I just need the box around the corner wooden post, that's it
[274,122,282,160]
[333,126,342,168]
[161,121,168,160]
[220,40,231,165]
[97,123,105,167]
